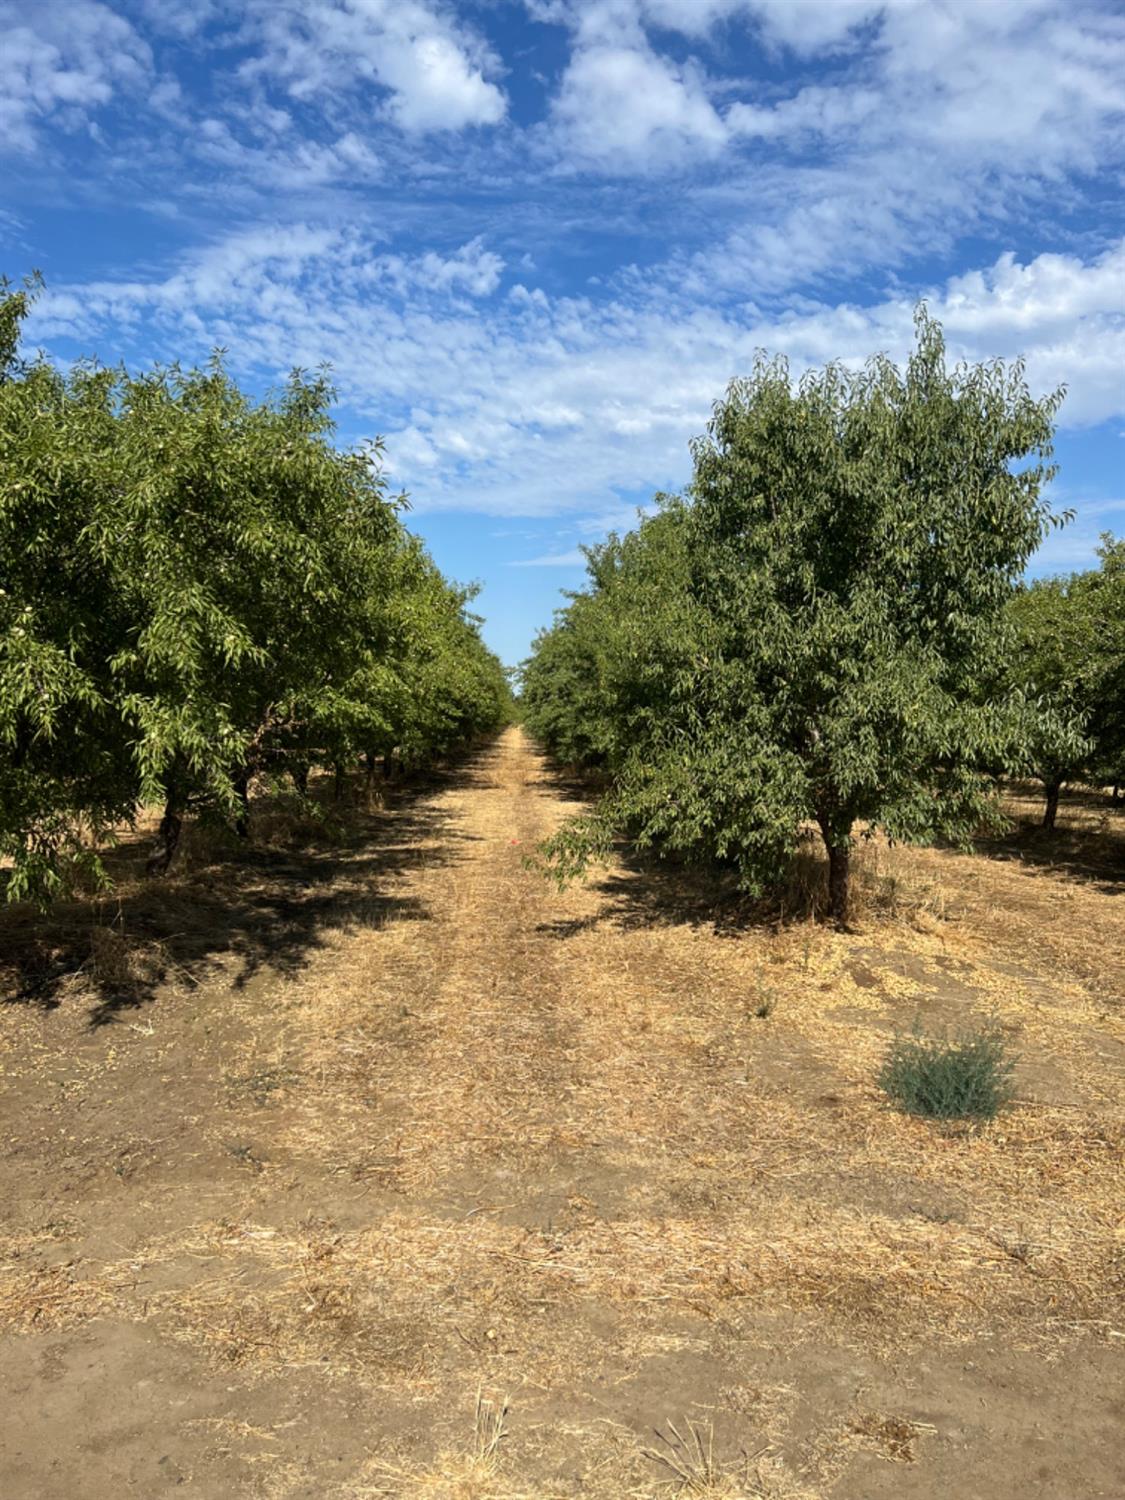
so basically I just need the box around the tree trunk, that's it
[333,761,346,802]
[816,812,852,926]
[233,768,251,840]
[826,842,851,926]
[146,791,184,876]
[363,751,382,809]
[1043,778,1062,831]
[382,751,395,781]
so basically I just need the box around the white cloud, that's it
[5,0,1121,658]
[726,84,881,141]
[720,0,1125,180]
[873,2,1125,173]
[137,0,224,38]
[529,1,888,65]
[552,43,727,171]
[940,244,1125,335]
[510,549,588,566]
[378,28,505,132]
[31,226,508,361]
[735,0,896,53]
[196,118,383,189]
[0,0,151,152]
[376,238,504,297]
[660,0,1124,293]
[28,229,1125,529]
[242,0,506,133]
[531,0,1125,311]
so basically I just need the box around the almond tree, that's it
[0,279,137,899]
[1009,535,1125,825]
[529,309,1066,924]
[104,359,408,872]
[0,280,509,899]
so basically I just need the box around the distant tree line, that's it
[1008,538,1125,827]
[0,275,511,902]
[522,308,1123,924]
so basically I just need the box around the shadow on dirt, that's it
[536,857,757,941]
[531,752,815,937]
[956,784,1125,895]
[533,756,1125,936]
[1,753,490,1025]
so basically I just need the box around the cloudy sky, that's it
[4,0,1124,663]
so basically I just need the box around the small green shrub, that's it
[879,1026,1015,1120]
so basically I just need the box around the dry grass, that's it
[354,1391,513,1498]
[0,738,1122,1497]
[642,1418,815,1498]
[0,1218,140,1334]
[94,1186,1115,1389]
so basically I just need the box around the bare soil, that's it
[1,728,1122,1498]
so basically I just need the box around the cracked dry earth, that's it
[1,727,1123,1498]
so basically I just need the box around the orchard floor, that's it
[1,728,1123,1499]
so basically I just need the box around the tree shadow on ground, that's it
[957,784,1125,895]
[535,853,761,941]
[531,753,819,937]
[532,756,1125,936]
[0,759,483,1026]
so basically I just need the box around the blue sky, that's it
[3,0,1124,665]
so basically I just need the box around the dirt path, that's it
[1,729,1122,1498]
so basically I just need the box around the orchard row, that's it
[0,277,510,901]
[522,309,1123,922]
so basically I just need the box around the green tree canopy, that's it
[526,308,1066,923]
[0,278,510,900]
[1008,535,1125,824]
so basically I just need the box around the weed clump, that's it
[879,1027,1015,1121]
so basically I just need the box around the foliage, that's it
[523,499,698,765]
[1007,536,1125,822]
[878,1026,1015,1120]
[1089,536,1125,790]
[1,278,136,899]
[0,277,510,899]
[525,307,1065,922]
